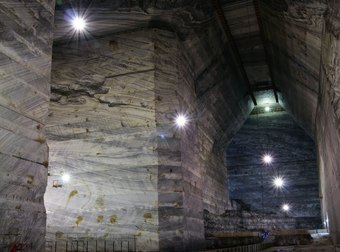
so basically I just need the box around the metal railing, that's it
[45,235,136,252]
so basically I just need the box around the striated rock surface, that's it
[259,0,327,136]
[259,0,340,245]
[227,110,321,229]
[316,2,340,245]
[46,9,253,251]
[45,30,160,251]
[0,0,55,250]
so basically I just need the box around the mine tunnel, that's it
[0,0,339,251]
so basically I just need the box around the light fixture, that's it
[62,173,70,183]
[282,203,290,212]
[71,16,86,32]
[265,106,270,112]
[262,154,273,164]
[273,176,284,188]
[175,114,188,128]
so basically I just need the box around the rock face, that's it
[46,31,160,251]
[1,0,340,250]
[45,21,252,251]
[227,110,321,229]
[259,0,340,244]
[0,0,55,251]
[259,0,327,137]
[317,2,340,244]
[204,208,297,232]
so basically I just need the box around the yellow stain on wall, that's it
[97,215,104,223]
[109,214,117,224]
[75,216,83,226]
[143,213,152,219]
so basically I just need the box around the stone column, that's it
[154,28,205,251]
[0,0,55,251]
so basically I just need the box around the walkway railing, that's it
[45,235,137,252]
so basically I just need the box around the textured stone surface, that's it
[227,110,321,229]
[1,0,340,250]
[259,0,340,245]
[46,4,254,249]
[0,0,55,250]
[45,30,159,251]
[259,0,327,136]
[205,209,297,232]
[316,2,340,245]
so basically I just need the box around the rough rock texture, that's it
[2,0,340,250]
[259,0,340,245]
[0,1,55,251]
[204,209,297,232]
[45,30,159,251]
[227,110,321,229]
[46,11,253,251]
[317,2,340,245]
[259,0,327,137]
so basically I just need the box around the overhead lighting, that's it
[62,173,70,183]
[273,176,284,188]
[263,154,273,164]
[265,106,270,112]
[175,114,188,128]
[71,16,86,32]
[282,203,290,212]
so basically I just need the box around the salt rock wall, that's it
[154,28,204,251]
[259,0,340,245]
[46,19,253,250]
[154,17,253,249]
[179,17,253,217]
[0,1,55,251]
[45,30,160,251]
[317,2,340,245]
[259,0,327,137]
[227,111,321,229]
[204,209,297,232]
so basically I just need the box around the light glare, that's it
[282,204,290,212]
[265,106,270,112]
[72,16,86,31]
[273,177,284,188]
[263,154,273,164]
[62,173,70,183]
[175,114,188,128]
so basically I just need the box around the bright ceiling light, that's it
[273,177,284,188]
[265,106,270,112]
[175,114,188,128]
[62,173,70,183]
[282,203,290,212]
[72,16,86,32]
[263,154,273,164]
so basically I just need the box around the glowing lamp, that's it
[62,173,70,183]
[72,16,86,32]
[175,114,188,128]
[282,204,290,212]
[263,154,273,164]
[273,177,284,188]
